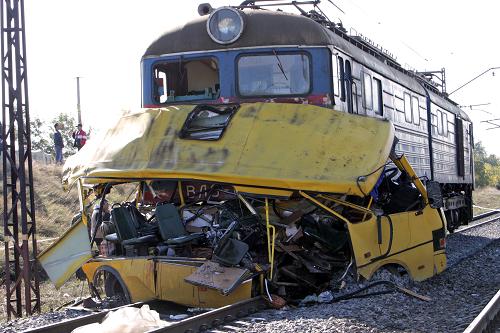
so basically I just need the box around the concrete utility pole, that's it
[1,0,41,319]
[76,76,82,124]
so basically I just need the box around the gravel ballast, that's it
[231,221,500,333]
[1,221,498,333]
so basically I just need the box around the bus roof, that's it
[62,103,395,197]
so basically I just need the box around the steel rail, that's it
[21,297,267,333]
[471,211,500,222]
[456,215,500,234]
[463,289,500,333]
[149,296,267,333]
[22,302,144,333]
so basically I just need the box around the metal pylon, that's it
[1,0,40,319]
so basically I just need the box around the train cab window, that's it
[237,52,310,96]
[153,57,220,103]
[362,72,373,110]
[404,93,412,123]
[373,78,383,116]
[412,96,420,125]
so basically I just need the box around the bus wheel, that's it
[92,266,131,306]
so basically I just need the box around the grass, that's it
[472,186,500,215]
[0,162,136,322]
[0,162,82,322]
[1,163,500,322]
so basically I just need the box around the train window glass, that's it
[332,56,339,97]
[338,57,345,102]
[153,58,220,103]
[373,78,383,115]
[352,81,359,114]
[442,112,448,136]
[437,110,443,135]
[431,113,438,135]
[237,53,310,97]
[363,72,373,110]
[404,93,412,123]
[412,96,420,125]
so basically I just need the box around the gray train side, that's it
[324,19,473,232]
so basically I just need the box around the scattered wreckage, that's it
[39,103,447,308]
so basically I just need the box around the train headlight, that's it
[207,7,245,44]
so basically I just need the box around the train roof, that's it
[143,10,333,56]
[143,9,469,122]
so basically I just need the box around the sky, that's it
[24,0,500,154]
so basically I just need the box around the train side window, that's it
[338,56,345,102]
[362,72,373,110]
[345,60,353,113]
[404,93,412,123]
[373,78,383,116]
[412,96,420,125]
[352,81,359,114]
[442,112,448,136]
[431,113,438,135]
[437,110,443,135]
[332,56,339,97]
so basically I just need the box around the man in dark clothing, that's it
[53,123,64,164]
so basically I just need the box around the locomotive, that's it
[141,1,474,232]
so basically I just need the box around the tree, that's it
[474,142,489,187]
[474,141,500,187]
[31,117,52,155]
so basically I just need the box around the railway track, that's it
[22,297,267,333]
[456,212,500,234]
[17,211,500,333]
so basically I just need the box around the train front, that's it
[141,6,333,109]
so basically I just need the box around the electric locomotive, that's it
[142,1,474,232]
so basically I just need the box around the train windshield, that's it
[237,52,310,97]
[153,57,220,103]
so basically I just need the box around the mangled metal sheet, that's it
[184,261,251,295]
[38,219,92,288]
[62,103,394,197]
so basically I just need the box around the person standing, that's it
[53,123,64,164]
[72,124,87,150]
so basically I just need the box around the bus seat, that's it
[106,205,157,245]
[155,204,204,245]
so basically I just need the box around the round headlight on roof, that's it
[207,7,245,45]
